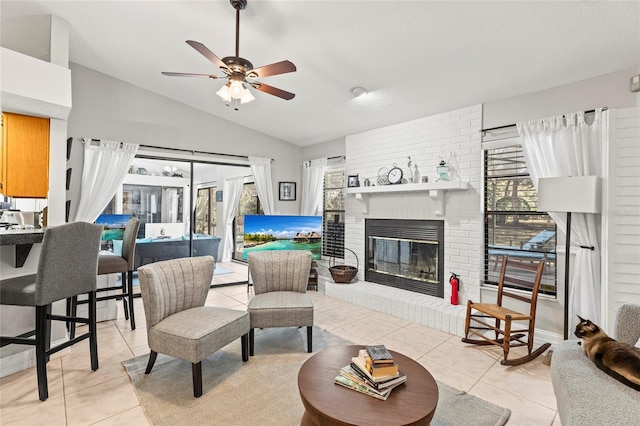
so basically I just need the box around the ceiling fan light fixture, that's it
[229,79,246,99]
[163,0,296,105]
[216,84,232,102]
[240,88,255,104]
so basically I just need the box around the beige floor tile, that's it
[118,327,148,349]
[60,332,132,368]
[205,292,244,308]
[0,394,66,425]
[417,357,479,392]
[379,325,447,360]
[423,340,498,381]
[64,376,139,426]
[480,357,556,410]
[314,306,372,331]
[329,315,404,344]
[62,348,132,395]
[403,322,455,342]
[129,344,151,358]
[0,358,64,414]
[92,405,151,426]
[469,380,557,426]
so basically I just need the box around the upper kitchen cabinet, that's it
[1,112,50,198]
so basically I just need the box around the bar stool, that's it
[70,217,139,336]
[0,222,103,401]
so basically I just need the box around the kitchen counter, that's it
[0,228,45,267]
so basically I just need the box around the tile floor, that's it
[0,262,561,425]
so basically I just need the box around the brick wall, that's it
[344,105,483,303]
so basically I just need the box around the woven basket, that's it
[329,248,359,284]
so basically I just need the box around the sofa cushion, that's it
[551,340,640,426]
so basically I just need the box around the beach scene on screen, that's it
[243,215,322,260]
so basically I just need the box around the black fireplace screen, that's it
[368,237,439,284]
[365,219,444,297]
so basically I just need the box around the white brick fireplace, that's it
[325,105,483,336]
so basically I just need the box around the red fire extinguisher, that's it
[450,273,460,305]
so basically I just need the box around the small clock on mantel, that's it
[387,164,403,184]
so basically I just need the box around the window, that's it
[484,145,557,295]
[322,168,345,259]
[195,187,217,236]
[233,183,264,260]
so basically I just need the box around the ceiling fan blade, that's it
[248,60,296,78]
[161,72,219,79]
[186,40,229,71]
[251,82,295,100]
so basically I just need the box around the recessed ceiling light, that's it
[350,87,368,98]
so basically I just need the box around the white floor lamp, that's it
[537,176,601,340]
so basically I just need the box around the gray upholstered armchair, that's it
[247,250,313,355]
[137,256,249,397]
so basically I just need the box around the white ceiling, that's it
[1,1,638,147]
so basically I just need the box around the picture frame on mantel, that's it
[279,182,296,201]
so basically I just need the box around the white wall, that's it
[0,16,70,377]
[605,106,640,332]
[301,137,346,161]
[483,67,639,129]
[67,63,304,216]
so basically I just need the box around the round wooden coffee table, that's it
[298,345,438,426]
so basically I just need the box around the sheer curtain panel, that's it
[300,158,327,216]
[249,157,275,215]
[517,109,606,325]
[71,139,138,223]
[219,176,245,262]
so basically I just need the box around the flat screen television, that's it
[95,214,131,241]
[243,215,322,260]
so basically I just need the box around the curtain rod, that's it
[481,107,608,133]
[80,139,264,160]
[138,144,252,160]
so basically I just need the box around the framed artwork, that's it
[347,175,360,187]
[279,181,296,201]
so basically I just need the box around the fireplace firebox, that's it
[365,219,444,297]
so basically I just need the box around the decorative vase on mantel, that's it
[437,160,449,182]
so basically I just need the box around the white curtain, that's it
[300,158,327,215]
[249,157,275,215]
[218,176,245,262]
[71,139,138,223]
[517,109,606,324]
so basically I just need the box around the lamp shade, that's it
[537,176,601,214]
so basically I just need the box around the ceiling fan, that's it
[161,0,296,107]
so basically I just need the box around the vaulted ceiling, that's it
[1,1,638,146]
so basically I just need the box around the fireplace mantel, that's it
[344,181,469,215]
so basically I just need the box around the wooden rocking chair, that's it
[462,256,551,366]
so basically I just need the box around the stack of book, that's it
[334,345,407,400]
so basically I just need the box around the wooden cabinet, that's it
[1,112,50,198]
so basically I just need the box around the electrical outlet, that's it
[631,74,640,93]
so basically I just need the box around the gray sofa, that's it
[113,234,221,269]
[551,304,640,426]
